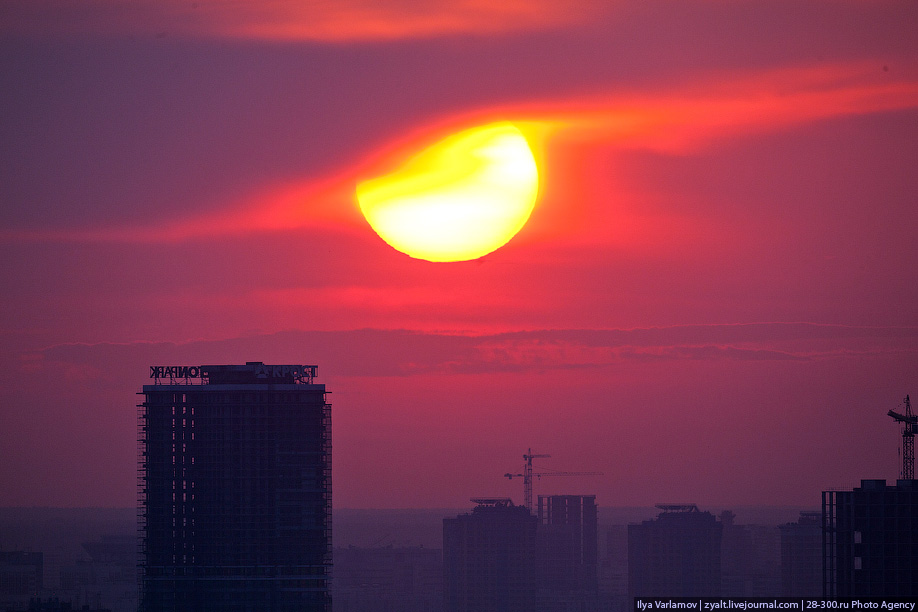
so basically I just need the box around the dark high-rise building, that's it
[536,495,598,611]
[823,479,918,597]
[138,363,332,612]
[779,511,822,597]
[628,504,723,598]
[443,498,537,612]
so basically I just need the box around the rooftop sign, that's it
[149,363,318,385]
[150,365,201,381]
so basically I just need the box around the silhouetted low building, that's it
[628,504,722,598]
[779,511,822,597]
[823,479,918,597]
[443,499,537,612]
[58,535,137,612]
[0,551,43,611]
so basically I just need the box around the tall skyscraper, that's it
[138,363,332,612]
[823,479,918,597]
[443,498,537,612]
[628,504,723,598]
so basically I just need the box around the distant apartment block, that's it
[778,511,822,597]
[443,499,537,612]
[628,504,722,598]
[536,495,598,612]
[719,511,780,598]
[823,479,918,597]
[598,525,628,609]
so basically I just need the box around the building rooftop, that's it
[655,504,699,513]
[147,362,318,385]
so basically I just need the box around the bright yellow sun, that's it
[356,122,539,262]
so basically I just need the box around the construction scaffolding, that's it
[137,362,332,612]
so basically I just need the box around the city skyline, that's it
[2,0,917,510]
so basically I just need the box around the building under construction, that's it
[822,479,918,597]
[137,363,332,612]
[820,394,918,597]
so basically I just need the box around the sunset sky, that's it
[1,0,917,510]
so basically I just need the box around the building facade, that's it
[443,498,537,612]
[823,479,918,597]
[719,511,780,598]
[138,363,331,612]
[536,495,598,612]
[778,511,822,597]
[628,504,722,598]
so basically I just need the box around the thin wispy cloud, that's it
[550,63,918,153]
[27,323,918,379]
[1,0,610,42]
[4,62,915,245]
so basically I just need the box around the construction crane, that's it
[504,448,602,512]
[888,395,917,480]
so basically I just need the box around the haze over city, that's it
[2,0,917,511]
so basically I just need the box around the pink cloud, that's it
[547,63,918,153]
[1,0,611,42]
[252,284,518,311]
[0,176,363,243]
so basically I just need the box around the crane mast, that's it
[888,395,917,480]
[504,448,602,512]
[504,448,549,512]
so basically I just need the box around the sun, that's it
[356,122,539,262]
